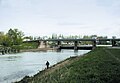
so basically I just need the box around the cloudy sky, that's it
[0,0,120,38]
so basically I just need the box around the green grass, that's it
[18,47,120,83]
[20,42,39,49]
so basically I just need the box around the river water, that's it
[0,50,90,83]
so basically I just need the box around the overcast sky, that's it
[0,0,120,38]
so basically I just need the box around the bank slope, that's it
[17,47,120,83]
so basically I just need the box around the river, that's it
[0,50,90,83]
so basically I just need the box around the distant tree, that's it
[58,34,63,39]
[83,35,90,39]
[52,34,57,39]
[112,36,116,39]
[0,32,4,45]
[82,35,92,45]
[78,35,82,38]
[24,36,33,40]
[7,28,24,45]
[97,36,108,44]
[91,35,97,39]
[37,36,41,40]
[2,35,12,47]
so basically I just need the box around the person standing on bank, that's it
[46,61,50,69]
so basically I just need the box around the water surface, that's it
[0,50,90,83]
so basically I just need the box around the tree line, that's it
[0,28,24,54]
[0,28,118,53]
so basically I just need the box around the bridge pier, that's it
[57,41,61,51]
[112,39,116,47]
[57,41,61,45]
[74,41,78,50]
[57,41,61,47]
[93,40,96,47]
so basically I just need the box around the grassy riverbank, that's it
[17,47,120,83]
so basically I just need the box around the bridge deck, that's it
[59,46,93,50]
[23,38,120,43]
